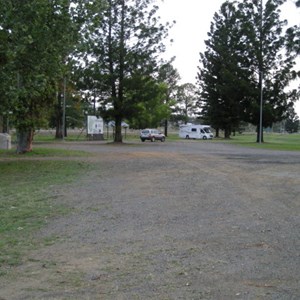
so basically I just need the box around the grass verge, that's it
[221,133,300,151]
[0,149,91,272]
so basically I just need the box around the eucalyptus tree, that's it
[81,0,172,142]
[1,1,56,152]
[286,1,300,55]
[197,0,299,141]
[1,0,81,152]
[157,60,180,136]
[284,107,299,133]
[175,83,198,125]
[0,34,10,132]
[0,2,16,133]
[49,2,84,139]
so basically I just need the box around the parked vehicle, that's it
[140,129,166,142]
[179,124,213,140]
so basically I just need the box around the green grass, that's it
[9,130,89,143]
[0,147,88,157]
[221,133,300,151]
[6,129,300,151]
[162,131,300,151]
[0,149,92,270]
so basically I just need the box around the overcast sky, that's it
[158,0,300,114]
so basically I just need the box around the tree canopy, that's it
[1,0,299,151]
[197,0,300,141]
[78,0,173,142]
[0,0,82,152]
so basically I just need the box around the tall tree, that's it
[197,0,300,141]
[239,0,299,142]
[197,2,248,138]
[50,2,84,139]
[175,83,198,125]
[0,2,16,133]
[1,0,80,153]
[124,75,170,129]
[284,107,299,133]
[157,60,180,136]
[82,0,172,142]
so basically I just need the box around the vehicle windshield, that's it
[204,128,211,133]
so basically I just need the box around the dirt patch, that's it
[1,141,300,299]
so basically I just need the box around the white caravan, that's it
[179,124,213,140]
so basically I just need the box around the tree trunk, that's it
[215,128,219,138]
[164,119,168,137]
[114,117,122,143]
[55,90,63,139]
[0,116,3,133]
[257,0,264,144]
[55,113,63,139]
[16,128,34,154]
[224,128,231,139]
[113,0,125,144]
[0,115,9,133]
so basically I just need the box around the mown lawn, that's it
[222,133,300,151]
[24,130,300,151]
[0,149,91,272]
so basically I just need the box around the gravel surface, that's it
[1,140,300,299]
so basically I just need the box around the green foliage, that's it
[198,0,300,140]
[122,76,171,129]
[284,107,299,133]
[198,1,249,137]
[157,61,181,133]
[0,1,82,150]
[175,83,198,124]
[1,0,175,143]
[79,0,173,140]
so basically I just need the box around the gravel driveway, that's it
[1,140,300,299]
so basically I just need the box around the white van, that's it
[179,124,213,140]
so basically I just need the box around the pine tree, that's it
[197,0,300,141]
[81,0,172,142]
[197,2,248,138]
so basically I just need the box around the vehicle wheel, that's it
[186,135,189,139]
[203,136,207,140]
[161,137,165,142]
[151,137,155,142]
[141,139,145,142]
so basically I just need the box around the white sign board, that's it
[87,116,104,134]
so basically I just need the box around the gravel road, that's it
[1,140,300,299]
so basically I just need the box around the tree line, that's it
[0,0,299,153]
[197,0,300,141]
